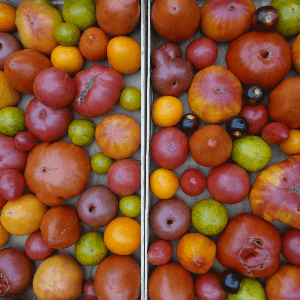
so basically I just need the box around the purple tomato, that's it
[25,230,55,261]
[147,240,173,266]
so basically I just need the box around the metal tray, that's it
[1,0,147,299]
[145,0,298,299]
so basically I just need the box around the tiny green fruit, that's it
[62,0,96,31]
[55,22,80,46]
[120,87,141,111]
[0,107,26,136]
[191,198,228,236]
[91,152,114,175]
[75,231,108,266]
[227,278,266,300]
[231,135,272,172]
[119,195,141,218]
[68,119,95,146]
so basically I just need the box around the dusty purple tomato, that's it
[25,230,55,261]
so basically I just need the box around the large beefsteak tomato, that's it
[225,31,291,90]
[24,141,91,206]
[249,154,300,229]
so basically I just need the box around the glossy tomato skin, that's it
[72,65,125,118]
[83,280,99,300]
[94,255,141,300]
[200,0,256,42]
[25,97,72,142]
[0,169,25,201]
[226,31,291,90]
[281,229,300,266]
[265,265,300,300]
[194,270,226,300]
[25,230,55,261]
[262,122,289,144]
[40,205,81,249]
[186,38,218,70]
[4,49,52,95]
[0,133,28,172]
[216,213,281,278]
[207,162,250,204]
[107,159,141,196]
[180,168,206,196]
[239,103,268,135]
[14,132,36,152]
[148,262,195,300]
[33,67,75,109]
[147,240,173,266]
[150,127,189,170]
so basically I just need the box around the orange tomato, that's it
[104,216,141,255]
[279,129,300,155]
[79,27,109,62]
[0,3,16,32]
[51,45,84,77]
[189,125,233,167]
[107,36,141,74]
[152,96,183,127]
[150,168,179,199]
[177,232,216,274]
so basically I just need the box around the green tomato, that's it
[68,119,95,146]
[91,152,114,175]
[55,22,80,46]
[119,195,141,218]
[0,107,25,136]
[120,87,141,111]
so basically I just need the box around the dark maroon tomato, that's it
[25,96,72,142]
[239,103,268,135]
[0,33,23,71]
[84,280,99,300]
[262,122,290,144]
[33,67,75,109]
[25,230,55,261]
[194,270,226,300]
[186,38,218,70]
[207,162,250,204]
[281,228,300,266]
[252,5,279,32]
[178,113,200,135]
[221,269,243,294]
[0,169,25,200]
[147,240,173,266]
[243,84,265,106]
[0,247,34,298]
[180,168,206,196]
[14,131,36,152]
[226,116,249,138]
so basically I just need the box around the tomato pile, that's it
[147,0,300,299]
[0,0,144,299]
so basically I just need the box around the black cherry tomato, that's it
[221,269,243,294]
[178,113,200,135]
[226,116,249,138]
[252,5,279,32]
[243,84,265,106]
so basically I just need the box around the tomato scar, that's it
[0,270,10,296]
[77,76,95,104]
